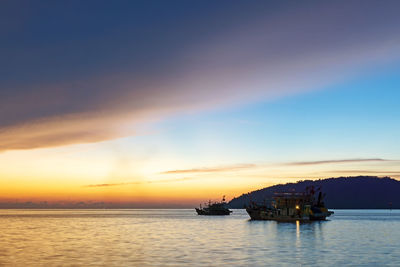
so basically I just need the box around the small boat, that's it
[195,196,232,215]
[246,186,333,221]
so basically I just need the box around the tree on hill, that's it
[228,176,400,209]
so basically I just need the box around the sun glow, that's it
[1,139,398,208]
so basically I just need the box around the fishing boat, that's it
[246,186,333,221]
[195,196,232,215]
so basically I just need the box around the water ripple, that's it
[0,209,399,266]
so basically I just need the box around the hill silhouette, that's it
[228,176,400,209]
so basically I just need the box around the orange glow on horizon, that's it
[1,145,399,207]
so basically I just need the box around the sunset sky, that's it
[1,1,400,207]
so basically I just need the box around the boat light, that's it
[295,205,300,209]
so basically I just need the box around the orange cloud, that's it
[160,159,395,175]
[84,177,193,188]
[161,164,256,174]
[284,158,390,166]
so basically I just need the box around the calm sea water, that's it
[0,209,399,266]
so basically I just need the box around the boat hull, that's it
[246,207,264,220]
[195,208,232,216]
[246,208,333,221]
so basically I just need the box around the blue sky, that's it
[148,65,400,165]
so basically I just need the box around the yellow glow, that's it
[1,142,399,207]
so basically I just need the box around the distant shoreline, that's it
[0,208,399,210]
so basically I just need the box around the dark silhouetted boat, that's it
[246,186,333,221]
[195,196,232,215]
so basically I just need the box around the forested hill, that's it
[228,176,400,209]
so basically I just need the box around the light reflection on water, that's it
[0,209,399,266]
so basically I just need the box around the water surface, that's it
[0,209,399,266]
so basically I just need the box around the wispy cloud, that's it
[285,158,390,166]
[161,164,256,174]
[84,182,140,188]
[324,170,400,175]
[84,177,193,188]
[161,159,397,175]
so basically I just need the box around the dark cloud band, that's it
[1,1,400,151]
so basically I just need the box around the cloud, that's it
[325,170,400,178]
[285,158,390,166]
[161,159,396,175]
[84,177,193,188]
[84,182,139,188]
[1,1,400,151]
[324,170,400,175]
[161,164,256,174]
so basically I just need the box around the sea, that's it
[0,209,399,266]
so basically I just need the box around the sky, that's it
[1,0,400,208]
